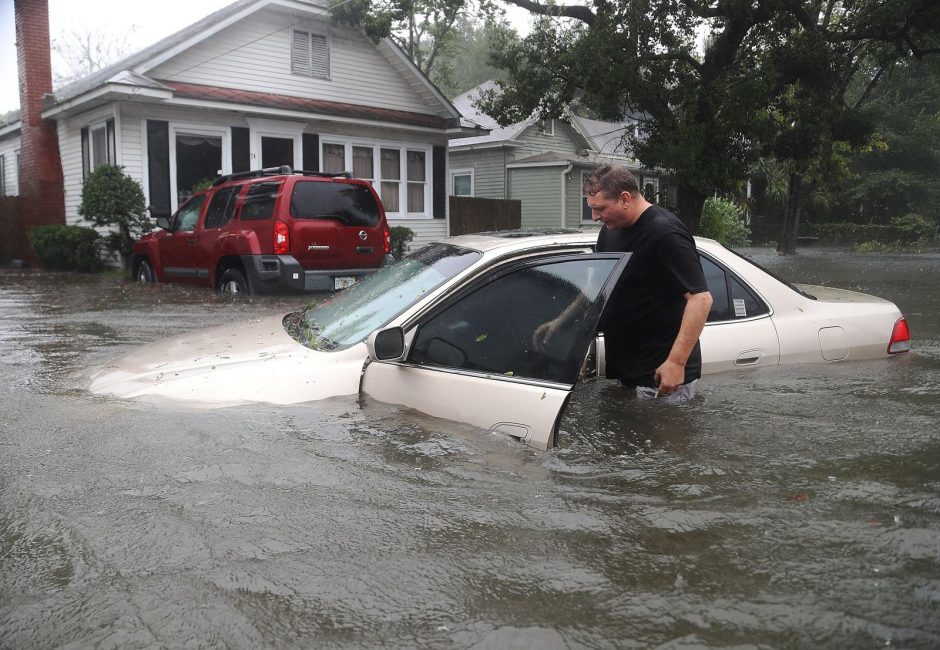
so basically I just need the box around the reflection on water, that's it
[1,250,939,649]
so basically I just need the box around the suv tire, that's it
[219,268,251,295]
[136,259,156,283]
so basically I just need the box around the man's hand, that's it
[653,358,686,395]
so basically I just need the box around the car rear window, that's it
[289,181,381,227]
[241,182,281,221]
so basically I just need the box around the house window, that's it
[581,171,593,222]
[321,138,432,218]
[451,169,473,196]
[642,176,659,202]
[291,29,330,78]
[407,151,426,212]
[82,119,115,178]
[323,143,345,173]
[538,119,554,136]
[175,133,222,205]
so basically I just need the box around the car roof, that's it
[441,229,720,255]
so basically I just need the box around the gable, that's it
[512,120,588,159]
[146,8,447,117]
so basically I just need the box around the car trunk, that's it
[288,179,386,270]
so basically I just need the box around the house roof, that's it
[40,0,461,126]
[571,115,637,156]
[165,81,449,128]
[450,81,530,147]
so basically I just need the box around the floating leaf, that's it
[475,334,488,342]
[540,392,547,400]
[504,371,514,376]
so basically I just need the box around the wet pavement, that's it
[1,249,939,649]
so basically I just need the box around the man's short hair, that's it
[583,165,640,199]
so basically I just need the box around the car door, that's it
[699,252,780,373]
[361,253,631,449]
[160,194,208,284]
[197,185,242,286]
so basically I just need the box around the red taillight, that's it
[274,220,290,255]
[383,222,391,255]
[888,317,911,354]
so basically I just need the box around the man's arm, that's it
[654,290,713,394]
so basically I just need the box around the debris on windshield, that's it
[475,334,488,342]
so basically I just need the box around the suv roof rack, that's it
[212,166,353,186]
[212,165,292,186]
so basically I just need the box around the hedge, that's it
[28,224,102,272]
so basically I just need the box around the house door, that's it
[262,137,294,168]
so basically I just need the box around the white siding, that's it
[149,13,441,117]
[395,218,448,251]
[509,167,563,229]
[509,121,583,161]
[57,104,118,224]
[0,134,20,196]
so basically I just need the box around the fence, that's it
[449,196,521,236]
[0,196,25,265]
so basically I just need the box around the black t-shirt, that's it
[597,205,709,387]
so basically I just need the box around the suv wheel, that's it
[136,259,156,283]
[219,268,251,295]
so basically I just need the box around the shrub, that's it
[78,164,150,269]
[28,224,102,272]
[389,225,415,260]
[891,212,937,244]
[699,198,751,246]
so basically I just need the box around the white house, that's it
[2,0,470,249]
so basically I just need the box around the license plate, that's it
[334,276,357,290]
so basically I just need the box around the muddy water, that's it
[1,250,939,649]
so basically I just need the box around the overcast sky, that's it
[0,0,534,115]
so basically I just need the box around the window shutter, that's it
[80,127,90,180]
[433,146,445,219]
[231,127,250,173]
[105,118,116,164]
[146,120,171,221]
[310,34,328,76]
[291,29,311,76]
[302,133,319,171]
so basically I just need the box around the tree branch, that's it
[501,0,596,26]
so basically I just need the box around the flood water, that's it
[1,248,939,649]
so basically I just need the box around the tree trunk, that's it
[675,186,706,234]
[777,174,802,255]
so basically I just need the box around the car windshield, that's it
[285,244,482,351]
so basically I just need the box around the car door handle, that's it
[735,349,765,366]
[186,237,197,246]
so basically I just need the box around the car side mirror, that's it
[155,217,170,230]
[367,327,405,361]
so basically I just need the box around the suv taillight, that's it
[888,317,911,354]
[383,222,391,255]
[274,220,290,255]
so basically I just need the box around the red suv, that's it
[132,166,393,294]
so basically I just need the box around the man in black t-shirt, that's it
[535,165,712,403]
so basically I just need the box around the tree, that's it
[51,28,136,86]
[476,0,940,242]
[430,16,519,97]
[330,0,495,79]
[78,165,150,270]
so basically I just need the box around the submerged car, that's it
[90,230,911,449]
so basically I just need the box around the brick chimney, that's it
[14,0,65,264]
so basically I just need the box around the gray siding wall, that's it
[149,13,439,117]
[509,167,562,229]
[509,120,583,161]
[448,148,506,199]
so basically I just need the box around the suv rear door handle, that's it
[186,237,197,246]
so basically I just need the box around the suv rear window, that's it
[289,181,381,227]
[241,182,281,221]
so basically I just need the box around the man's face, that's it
[586,191,636,229]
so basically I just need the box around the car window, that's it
[409,257,618,384]
[701,254,769,322]
[286,243,482,352]
[171,195,206,232]
[204,186,240,229]
[289,181,381,227]
[241,182,281,221]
